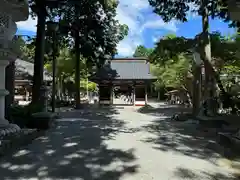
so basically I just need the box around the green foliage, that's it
[28,0,66,18]
[87,81,98,92]
[149,31,240,110]
[132,44,191,91]
[150,32,240,68]
[57,0,129,68]
[151,54,191,90]
[10,103,42,116]
[28,0,128,104]
[9,103,44,128]
[133,45,153,57]
[45,48,75,78]
[80,79,97,92]
[19,37,36,62]
[148,0,239,29]
[44,47,97,92]
[150,35,194,65]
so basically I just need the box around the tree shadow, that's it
[0,106,139,179]
[173,167,239,180]
[137,104,191,117]
[139,105,225,163]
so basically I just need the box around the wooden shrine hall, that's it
[90,58,156,106]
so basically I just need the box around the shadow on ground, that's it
[173,167,240,180]
[0,106,139,179]
[137,103,191,117]
[138,105,224,161]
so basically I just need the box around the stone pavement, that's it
[0,103,238,180]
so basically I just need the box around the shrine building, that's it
[90,58,156,106]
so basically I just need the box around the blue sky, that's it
[16,0,236,57]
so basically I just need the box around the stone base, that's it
[0,123,21,137]
[233,130,240,139]
[218,130,240,153]
[0,118,11,126]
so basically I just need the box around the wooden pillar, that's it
[25,87,28,101]
[110,85,113,105]
[5,61,15,120]
[98,83,102,106]
[133,85,136,106]
[145,85,148,105]
[27,86,30,101]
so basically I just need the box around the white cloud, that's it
[115,0,178,56]
[16,16,37,32]
[120,0,150,10]
[16,0,179,57]
[115,0,148,56]
[142,19,178,32]
[152,36,159,43]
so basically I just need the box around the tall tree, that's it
[151,32,240,112]
[29,0,66,107]
[148,0,237,113]
[59,0,128,108]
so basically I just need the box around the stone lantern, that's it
[227,0,240,21]
[0,0,29,134]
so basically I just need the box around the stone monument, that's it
[0,0,29,135]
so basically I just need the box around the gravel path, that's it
[0,103,238,180]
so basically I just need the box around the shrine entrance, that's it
[113,84,133,105]
[96,80,150,106]
[89,58,156,106]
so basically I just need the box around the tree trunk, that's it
[203,59,236,112]
[74,31,81,109]
[57,77,61,101]
[51,32,57,112]
[157,91,160,101]
[203,60,225,93]
[181,85,193,107]
[32,6,46,106]
[198,0,236,113]
[5,61,15,120]
[201,0,214,100]
[192,64,202,115]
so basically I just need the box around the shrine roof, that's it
[15,59,52,81]
[90,58,156,81]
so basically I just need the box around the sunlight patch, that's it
[38,170,48,177]
[21,164,35,170]
[58,160,70,166]
[13,149,30,157]
[64,153,81,159]
[63,142,78,147]
[7,164,35,171]
[45,149,56,155]
[0,162,11,168]
[58,118,89,122]
[9,165,19,171]
[38,166,48,171]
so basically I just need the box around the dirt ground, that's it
[0,103,239,180]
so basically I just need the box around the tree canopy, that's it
[148,0,238,28]
[27,0,129,105]
[133,45,153,58]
